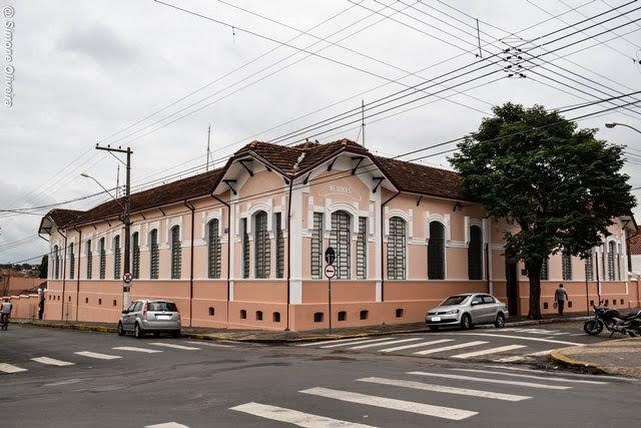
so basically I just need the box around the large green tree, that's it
[38,255,48,279]
[450,103,636,319]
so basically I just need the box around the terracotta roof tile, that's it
[630,227,641,255]
[45,139,466,229]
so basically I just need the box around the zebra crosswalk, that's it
[294,327,589,361]
[228,367,609,426]
[0,339,240,376]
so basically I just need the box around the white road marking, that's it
[31,357,75,367]
[413,341,487,356]
[459,333,583,346]
[494,356,525,363]
[528,349,556,356]
[488,366,637,382]
[0,363,28,373]
[408,371,572,390]
[358,377,531,402]
[321,337,399,348]
[150,342,200,351]
[113,346,163,354]
[44,378,85,387]
[453,369,609,385]
[347,338,421,350]
[230,402,375,427]
[379,339,454,353]
[186,341,233,348]
[145,423,190,428]
[300,387,477,421]
[296,337,375,347]
[451,344,527,359]
[74,351,122,360]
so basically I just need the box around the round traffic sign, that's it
[324,264,336,279]
[123,272,133,284]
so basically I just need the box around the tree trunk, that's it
[526,259,543,320]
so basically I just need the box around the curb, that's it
[549,350,607,374]
[14,314,592,344]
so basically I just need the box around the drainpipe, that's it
[211,192,231,326]
[184,200,196,328]
[59,230,68,321]
[380,191,400,302]
[286,179,294,331]
[73,226,82,322]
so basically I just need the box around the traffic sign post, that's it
[324,249,336,333]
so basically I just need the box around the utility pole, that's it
[95,144,133,308]
[206,125,211,171]
[115,164,120,198]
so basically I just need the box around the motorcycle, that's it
[584,304,641,337]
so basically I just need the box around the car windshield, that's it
[147,302,178,312]
[441,295,470,306]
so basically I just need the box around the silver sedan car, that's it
[117,299,181,338]
[425,293,508,331]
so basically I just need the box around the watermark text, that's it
[3,5,15,108]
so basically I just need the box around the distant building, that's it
[38,139,638,330]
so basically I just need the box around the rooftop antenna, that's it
[206,125,212,171]
[115,164,120,198]
[361,99,366,148]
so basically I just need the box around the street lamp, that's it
[81,169,132,308]
[605,122,641,134]
[80,173,123,208]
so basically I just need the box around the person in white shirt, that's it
[1,298,12,330]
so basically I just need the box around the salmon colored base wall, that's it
[3,294,39,319]
[40,278,641,331]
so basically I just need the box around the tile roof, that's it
[45,139,466,229]
[630,227,641,255]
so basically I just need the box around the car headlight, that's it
[445,309,459,315]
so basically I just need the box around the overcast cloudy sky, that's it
[1,0,640,263]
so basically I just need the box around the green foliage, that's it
[450,103,636,317]
[39,255,48,279]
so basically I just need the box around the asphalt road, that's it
[1,323,639,428]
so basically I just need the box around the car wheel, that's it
[172,330,181,338]
[461,314,472,330]
[428,326,439,332]
[494,312,506,328]
[153,332,161,337]
[134,323,144,339]
[117,322,126,336]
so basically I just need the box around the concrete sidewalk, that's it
[551,337,641,378]
[12,313,590,343]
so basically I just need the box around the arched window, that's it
[113,235,121,280]
[170,225,181,279]
[86,239,92,279]
[254,211,270,279]
[241,218,249,278]
[207,219,221,279]
[275,213,284,278]
[310,213,323,279]
[356,217,367,279]
[387,216,406,280]
[330,210,351,279]
[585,252,594,281]
[468,225,483,280]
[99,238,106,279]
[428,221,445,280]
[132,232,140,279]
[69,243,75,280]
[561,252,572,280]
[607,241,616,281]
[149,229,159,279]
[540,258,549,280]
[53,245,60,279]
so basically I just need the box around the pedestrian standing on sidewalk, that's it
[1,298,12,330]
[555,284,569,316]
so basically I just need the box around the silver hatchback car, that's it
[425,293,508,331]
[118,299,181,338]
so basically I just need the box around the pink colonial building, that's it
[38,139,639,331]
